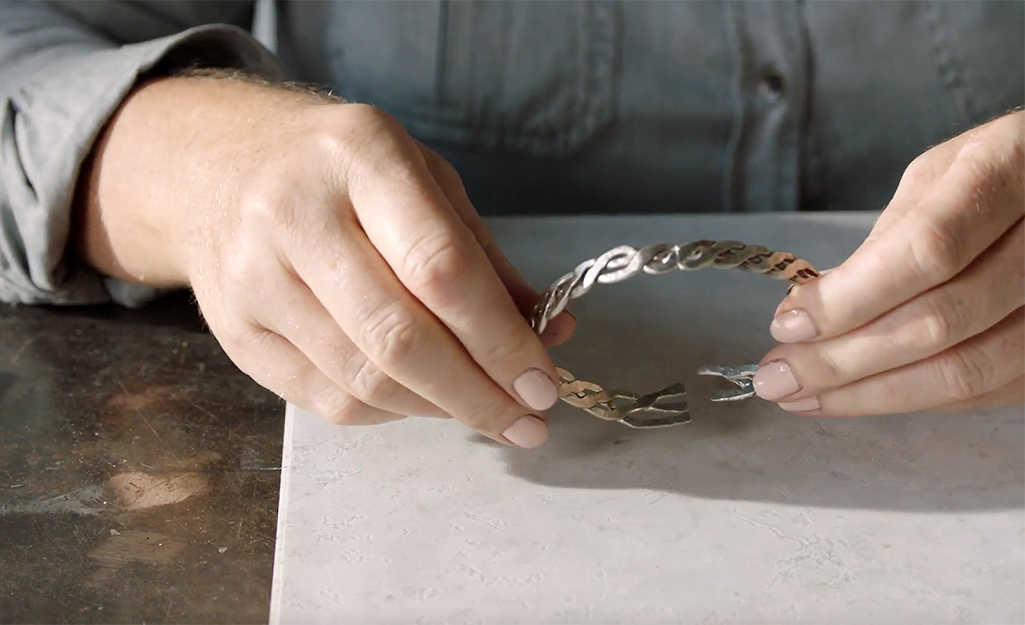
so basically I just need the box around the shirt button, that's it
[757,66,787,102]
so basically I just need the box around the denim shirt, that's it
[0,1,1022,306]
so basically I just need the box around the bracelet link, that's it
[531,240,820,428]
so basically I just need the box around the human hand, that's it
[753,111,1024,416]
[77,76,574,447]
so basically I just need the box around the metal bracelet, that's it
[530,240,820,428]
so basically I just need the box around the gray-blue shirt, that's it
[0,1,1021,306]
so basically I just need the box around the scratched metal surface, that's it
[0,293,284,624]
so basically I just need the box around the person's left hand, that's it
[753,110,1024,416]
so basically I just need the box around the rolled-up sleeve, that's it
[0,1,281,307]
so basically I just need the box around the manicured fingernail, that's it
[513,369,558,411]
[778,397,821,412]
[753,360,801,401]
[502,416,548,448]
[771,309,818,342]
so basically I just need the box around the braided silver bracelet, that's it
[530,240,820,429]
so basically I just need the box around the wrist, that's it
[73,73,333,288]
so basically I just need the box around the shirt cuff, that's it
[2,24,281,308]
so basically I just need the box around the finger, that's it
[295,222,549,446]
[863,126,975,243]
[934,375,1024,412]
[775,112,1024,344]
[417,142,576,346]
[777,307,1024,416]
[756,219,1024,401]
[536,312,577,347]
[416,143,538,315]
[226,324,405,425]
[865,112,1019,245]
[280,129,551,447]
[254,270,451,419]
[339,109,560,421]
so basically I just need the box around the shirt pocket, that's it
[325,0,617,158]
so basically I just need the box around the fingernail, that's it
[753,360,801,401]
[513,369,558,411]
[502,416,548,448]
[771,309,819,342]
[778,397,821,412]
[539,311,575,344]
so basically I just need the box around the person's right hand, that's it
[75,75,575,448]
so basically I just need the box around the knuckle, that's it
[916,293,972,348]
[238,180,303,236]
[218,326,295,388]
[325,104,400,144]
[348,145,422,202]
[341,103,401,132]
[360,303,424,368]
[317,104,409,172]
[459,398,516,434]
[900,154,937,190]
[809,348,846,388]
[221,322,273,357]
[907,220,966,283]
[216,326,247,355]
[347,358,399,405]
[937,348,994,402]
[954,137,994,175]
[401,232,473,304]
[313,387,369,425]
[955,135,1021,202]
[476,331,537,368]
[918,306,956,348]
[429,152,463,186]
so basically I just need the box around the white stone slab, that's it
[271,214,1024,624]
